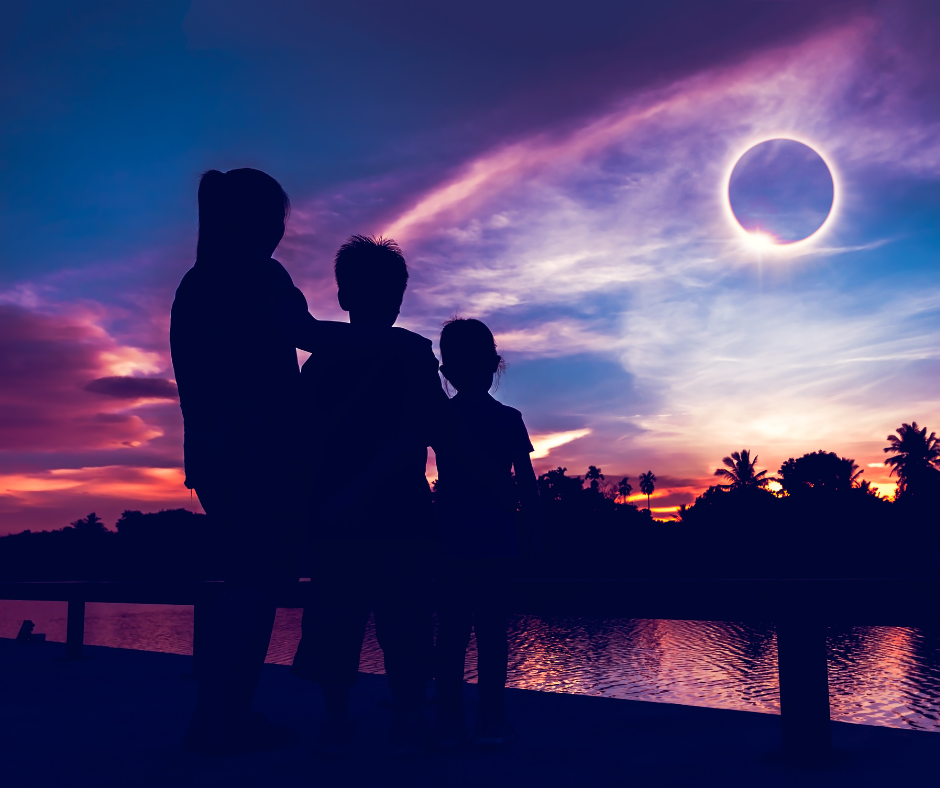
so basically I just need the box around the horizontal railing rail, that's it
[4,577,937,764]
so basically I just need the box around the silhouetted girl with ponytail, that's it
[433,317,541,748]
[171,168,326,753]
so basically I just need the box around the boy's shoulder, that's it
[310,324,434,350]
[388,326,435,356]
[300,324,435,371]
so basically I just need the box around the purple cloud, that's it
[84,376,178,400]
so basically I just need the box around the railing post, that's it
[66,599,85,661]
[776,619,831,764]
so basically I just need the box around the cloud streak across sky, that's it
[1,1,939,530]
[319,13,940,499]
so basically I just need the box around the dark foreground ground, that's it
[3,638,939,787]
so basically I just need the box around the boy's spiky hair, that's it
[334,235,409,298]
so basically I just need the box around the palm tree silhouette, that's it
[585,465,604,492]
[837,457,865,492]
[884,422,940,497]
[638,471,656,510]
[617,477,632,503]
[70,512,106,534]
[714,450,769,490]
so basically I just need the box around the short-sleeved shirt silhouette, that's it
[433,392,534,559]
[301,324,446,542]
[170,256,317,485]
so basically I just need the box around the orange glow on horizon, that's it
[0,466,190,504]
[1,474,84,493]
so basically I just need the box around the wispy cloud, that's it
[0,301,178,455]
[530,429,592,460]
[357,16,940,485]
[5,6,940,534]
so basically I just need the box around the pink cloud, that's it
[84,376,178,400]
[0,302,172,452]
[378,19,886,247]
[3,5,935,535]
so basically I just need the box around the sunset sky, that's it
[2,1,939,533]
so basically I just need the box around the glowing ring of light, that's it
[722,134,840,254]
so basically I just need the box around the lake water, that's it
[4,600,940,732]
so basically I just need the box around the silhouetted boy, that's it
[291,235,447,756]
[171,168,334,753]
[433,317,540,748]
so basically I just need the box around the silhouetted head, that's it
[334,235,408,327]
[439,317,505,395]
[196,168,290,263]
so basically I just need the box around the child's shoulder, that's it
[487,395,522,418]
[181,257,293,292]
[260,257,295,288]
[389,326,433,353]
[388,327,438,368]
[454,394,525,425]
[301,324,435,374]
[174,265,200,300]
[488,399,530,440]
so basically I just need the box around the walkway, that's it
[2,638,938,787]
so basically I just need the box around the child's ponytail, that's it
[196,169,230,262]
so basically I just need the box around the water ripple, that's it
[3,601,940,731]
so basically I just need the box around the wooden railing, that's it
[3,577,937,764]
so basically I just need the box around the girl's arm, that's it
[513,450,542,560]
[270,283,319,352]
[268,278,348,353]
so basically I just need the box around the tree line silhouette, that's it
[0,509,223,581]
[2,422,938,581]
[668,422,940,577]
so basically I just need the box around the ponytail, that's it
[196,169,230,262]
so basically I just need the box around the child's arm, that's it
[417,341,449,452]
[513,450,542,561]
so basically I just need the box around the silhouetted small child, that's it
[291,235,447,757]
[433,317,540,748]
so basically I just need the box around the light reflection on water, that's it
[3,601,939,731]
